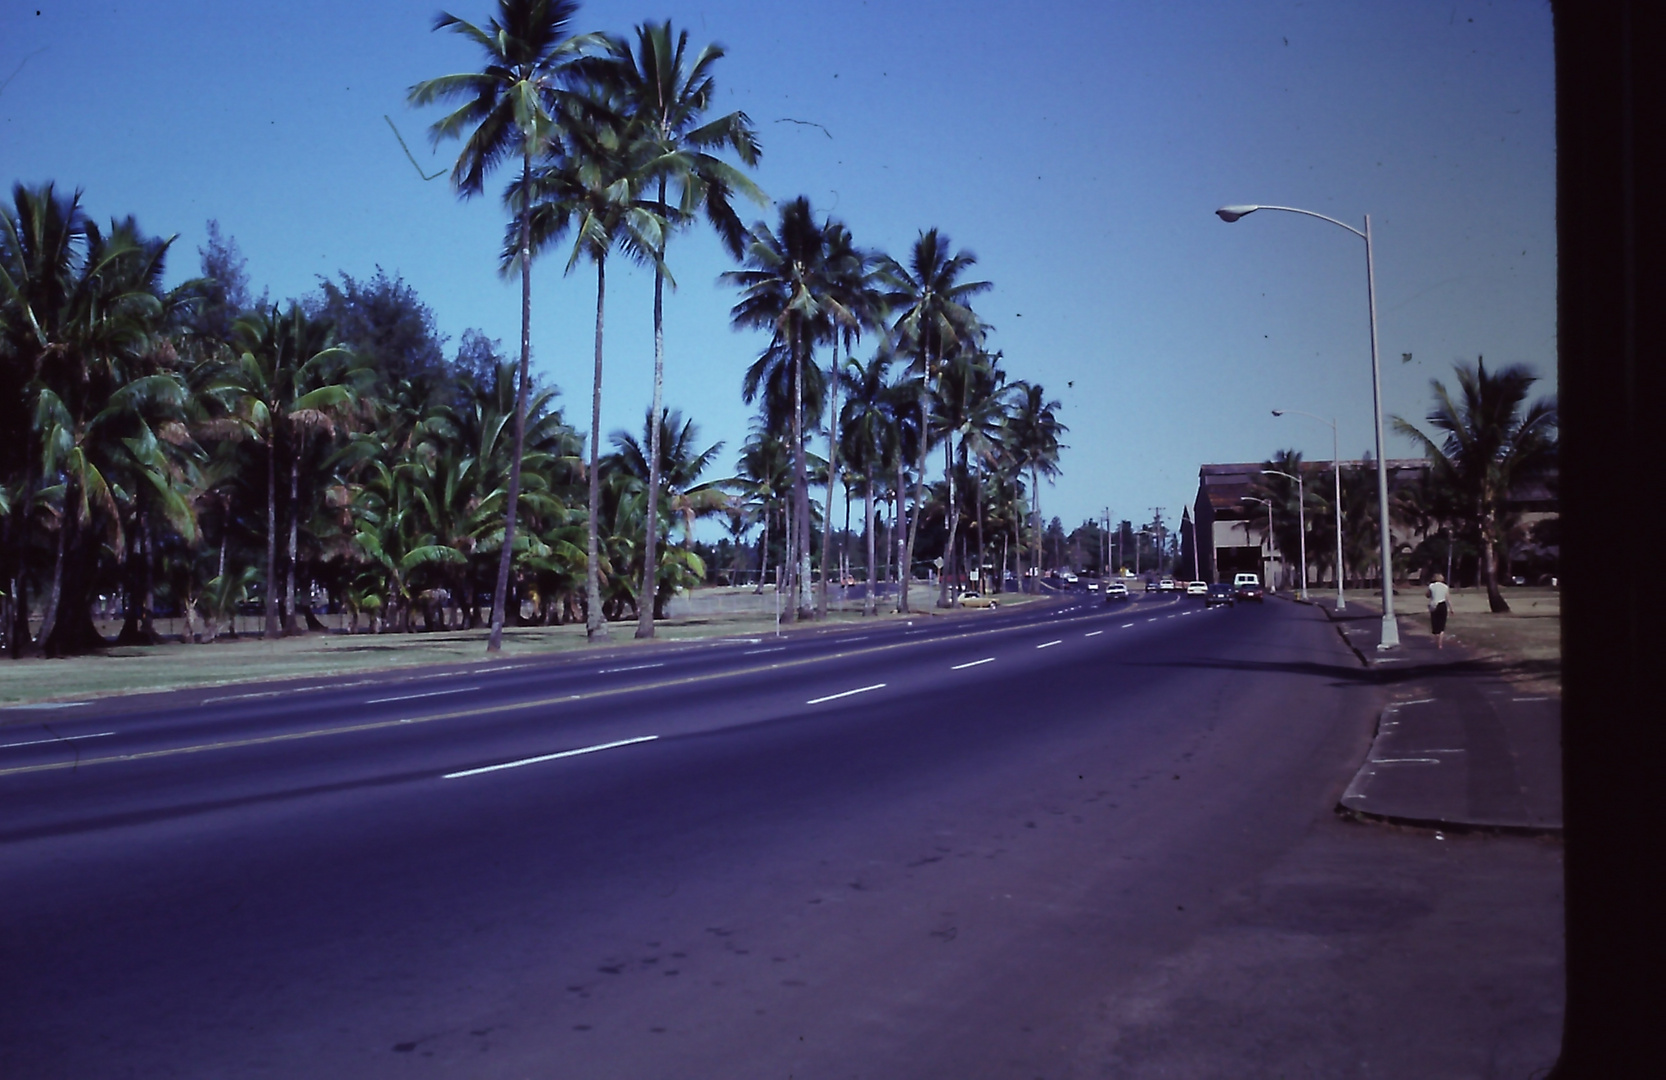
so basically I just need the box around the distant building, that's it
[1191,460,1429,588]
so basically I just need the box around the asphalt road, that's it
[0,592,1563,1078]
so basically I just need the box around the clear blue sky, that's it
[3,0,1555,539]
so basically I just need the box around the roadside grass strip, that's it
[807,684,886,705]
[443,735,659,779]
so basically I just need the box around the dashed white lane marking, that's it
[367,685,480,704]
[1512,696,1551,702]
[1391,698,1436,707]
[443,735,659,779]
[1121,623,1134,628]
[841,636,872,643]
[951,658,995,670]
[1037,640,1063,649]
[1146,618,1158,623]
[743,647,788,655]
[807,683,887,705]
[0,731,115,750]
[1371,757,1442,764]
[599,662,667,673]
[1085,631,1104,637]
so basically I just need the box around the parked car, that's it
[1234,579,1265,602]
[1205,582,1236,607]
[955,591,999,609]
[1105,581,1129,601]
[1144,579,1159,592]
[1158,577,1177,592]
[1185,580,1207,596]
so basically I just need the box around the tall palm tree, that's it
[874,230,989,610]
[519,95,669,640]
[1394,357,1557,612]
[931,346,1006,603]
[408,0,606,651]
[601,20,763,637]
[1006,381,1067,591]
[723,196,836,620]
[841,352,903,615]
[609,407,728,617]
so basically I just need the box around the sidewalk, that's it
[1298,593,1562,836]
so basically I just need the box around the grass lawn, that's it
[1330,585,1561,694]
[0,584,1044,711]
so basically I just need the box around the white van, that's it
[1232,573,1261,588]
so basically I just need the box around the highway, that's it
[0,592,1563,1077]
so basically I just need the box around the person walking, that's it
[1427,573,1451,648]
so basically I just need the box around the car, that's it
[955,591,999,609]
[1104,581,1129,601]
[1087,580,1101,593]
[1234,580,1265,602]
[1232,572,1261,589]
[1158,577,1177,592]
[1205,582,1236,607]
[1185,580,1207,596]
[1144,579,1159,592]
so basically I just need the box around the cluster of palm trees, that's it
[1,0,1071,658]
[1249,357,1557,613]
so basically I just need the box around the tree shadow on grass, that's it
[1128,655,1520,688]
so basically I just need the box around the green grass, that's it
[0,584,1043,711]
[1329,585,1561,693]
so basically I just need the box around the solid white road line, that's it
[1037,640,1062,649]
[0,731,115,750]
[599,662,668,673]
[443,735,659,779]
[743,647,788,655]
[1085,630,1104,637]
[951,658,995,670]
[807,683,886,705]
[367,685,480,704]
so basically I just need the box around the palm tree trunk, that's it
[864,469,877,617]
[265,435,279,638]
[489,147,535,653]
[1482,513,1510,612]
[1030,463,1042,592]
[939,434,959,607]
[637,177,670,640]
[285,446,300,635]
[791,324,812,620]
[34,494,71,656]
[895,454,908,602]
[818,337,842,618]
[754,503,769,593]
[586,255,611,641]
[903,370,931,614]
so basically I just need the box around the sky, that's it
[2,0,1556,540]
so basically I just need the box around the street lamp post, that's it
[1242,496,1274,589]
[1262,468,1308,600]
[1218,204,1398,648]
[1273,409,1346,610]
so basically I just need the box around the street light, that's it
[1273,409,1346,610]
[1262,469,1307,600]
[1242,496,1274,589]
[1217,204,1399,648]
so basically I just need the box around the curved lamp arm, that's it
[1216,204,1366,240]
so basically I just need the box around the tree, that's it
[608,407,728,618]
[408,0,606,652]
[1394,357,1557,612]
[723,196,838,620]
[519,90,669,640]
[220,304,357,636]
[874,230,989,610]
[1005,381,1066,591]
[601,19,763,637]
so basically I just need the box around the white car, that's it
[1158,577,1177,592]
[1233,573,1261,588]
[1186,580,1208,596]
[1104,582,1129,601]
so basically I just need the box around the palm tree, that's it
[220,304,356,637]
[1394,357,1557,612]
[518,94,669,640]
[1006,381,1067,591]
[931,346,1006,603]
[723,196,837,620]
[840,353,899,615]
[408,0,606,651]
[874,230,989,610]
[601,19,764,638]
[609,407,728,617]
